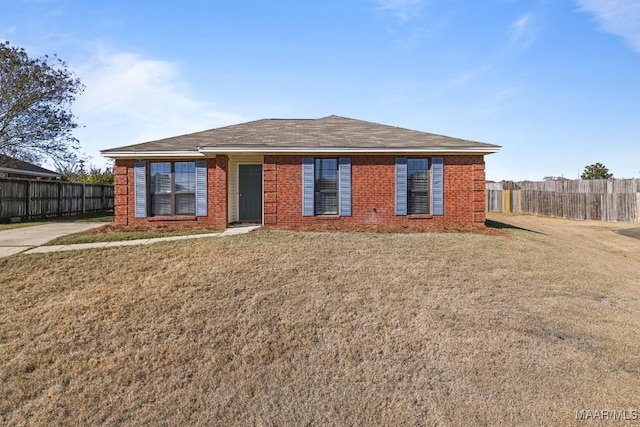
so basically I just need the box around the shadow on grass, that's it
[615,228,640,240]
[485,219,545,235]
[56,211,114,223]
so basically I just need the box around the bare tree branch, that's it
[0,40,84,166]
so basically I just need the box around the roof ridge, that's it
[266,118,311,121]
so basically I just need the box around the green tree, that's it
[81,166,114,185]
[0,40,83,166]
[55,155,114,185]
[580,162,613,180]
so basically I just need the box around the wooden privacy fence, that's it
[0,178,114,221]
[486,179,640,223]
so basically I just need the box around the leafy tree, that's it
[55,155,114,184]
[80,166,114,185]
[0,40,83,166]
[580,162,613,180]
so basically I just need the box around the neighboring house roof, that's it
[0,154,61,179]
[102,115,501,157]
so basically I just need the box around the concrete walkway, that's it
[0,222,107,258]
[0,223,260,258]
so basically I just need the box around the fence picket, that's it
[486,179,639,223]
[0,178,114,221]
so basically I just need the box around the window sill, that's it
[148,215,197,221]
[314,215,341,220]
[407,214,433,220]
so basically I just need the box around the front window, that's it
[314,158,338,215]
[150,162,196,216]
[407,158,429,214]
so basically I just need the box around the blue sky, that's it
[1,0,639,180]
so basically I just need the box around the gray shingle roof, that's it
[102,115,500,154]
[0,154,61,177]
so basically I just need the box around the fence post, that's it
[636,193,640,223]
[82,183,86,214]
[25,180,31,221]
[501,189,511,213]
[57,181,63,217]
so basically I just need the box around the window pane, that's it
[151,194,172,216]
[315,192,337,215]
[407,159,429,214]
[150,162,171,194]
[175,162,196,193]
[176,193,196,215]
[315,158,338,215]
[316,158,337,170]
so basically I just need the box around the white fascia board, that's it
[101,151,206,159]
[197,146,501,155]
[0,167,60,178]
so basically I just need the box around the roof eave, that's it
[198,146,501,155]
[101,151,206,159]
[0,167,61,178]
[101,146,501,159]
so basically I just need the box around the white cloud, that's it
[374,0,425,21]
[468,84,521,118]
[0,26,17,38]
[71,47,246,167]
[509,13,537,50]
[448,64,494,88]
[575,0,640,53]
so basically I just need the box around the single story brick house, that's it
[0,154,61,180]
[101,115,500,229]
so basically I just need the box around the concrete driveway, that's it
[0,222,106,258]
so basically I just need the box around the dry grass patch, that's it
[1,213,640,425]
[45,223,221,245]
[262,220,504,235]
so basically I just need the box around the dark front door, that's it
[238,164,262,222]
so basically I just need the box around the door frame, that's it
[236,162,263,224]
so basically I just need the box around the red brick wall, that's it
[263,155,486,228]
[114,154,486,229]
[113,160,132,225]
[113,157,228,228]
